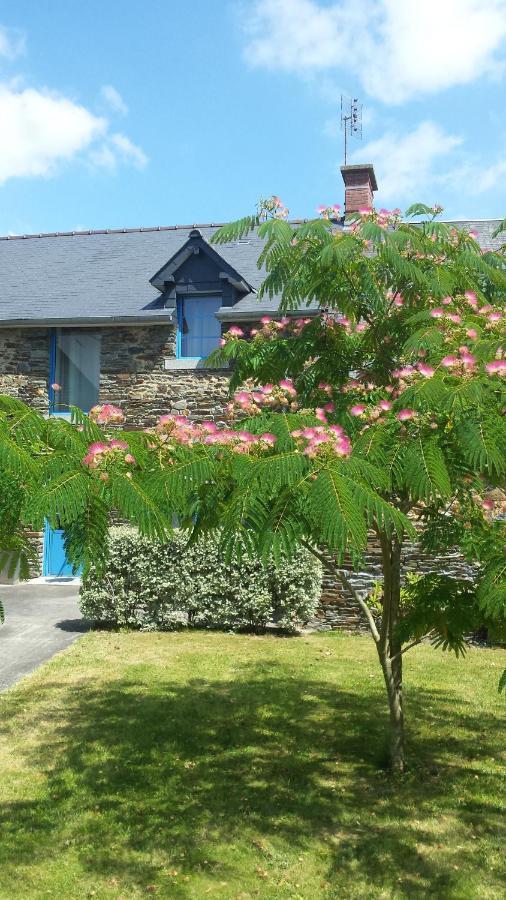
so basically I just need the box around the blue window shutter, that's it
[177,296,221,359]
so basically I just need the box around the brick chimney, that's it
[340,164,378,215]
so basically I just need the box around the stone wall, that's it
[99,325,231,426]
[0,328,49,412]
[310,535,477,631]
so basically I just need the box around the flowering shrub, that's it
[79,526,322,631]
[88,404,125,425]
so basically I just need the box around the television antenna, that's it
[340,96,362,164]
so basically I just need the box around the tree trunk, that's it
[378,533,405,773]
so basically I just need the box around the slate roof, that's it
[0,219,503,326]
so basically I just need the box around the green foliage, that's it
[79,526,322,632]
[397,574,481,656]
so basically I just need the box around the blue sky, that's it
[1,0,506,234]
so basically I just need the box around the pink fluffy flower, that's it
[396,409,416,421]
[88,441,108,455]
[109,439,128,450]
[488,311,502,323]
[482,498,494,511]
[441,355,459,368]
[89,404,125,425]
[279,378,297,396]
[379,399,392,411]
[260,316,271,325]
[466,328,478,340]
[259,433,277,445]
[430,308,444,318]
[465,291,477,305]
[418,363,435,377]
[315,407,328,422]
[485,360,506,376]
[227,325,244,337]
[350,404,366,417]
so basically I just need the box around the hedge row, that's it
[79,527,322,632]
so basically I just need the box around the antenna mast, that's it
[340,96,362,164]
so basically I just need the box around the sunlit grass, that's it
[0,630,504,898]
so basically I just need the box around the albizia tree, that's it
[199,202,503,771]
[6,202,504,772]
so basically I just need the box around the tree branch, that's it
[300,539,380,644]
[389,632,435,663]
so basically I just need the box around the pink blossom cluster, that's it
[485,359,506,377]
[89,404,125,425]
[82,439,136,479]
[320,312,368,335]
[350,206,401,232]
[349,398,416,424]
[290,423,351,459]
[226,380,299,418]
[221,315,312,346]
[316,204,341,219]
[430,291,502,330]
[258,195,289,220]
[154,414,277,453]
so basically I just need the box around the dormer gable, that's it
[149,228,255,300]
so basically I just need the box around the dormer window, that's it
[177,295,221,359]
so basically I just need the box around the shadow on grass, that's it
[0,657,504,896]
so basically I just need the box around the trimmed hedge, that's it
[79,527,322,632]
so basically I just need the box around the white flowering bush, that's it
[79,526,322,631]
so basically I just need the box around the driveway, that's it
[0,581,87,692]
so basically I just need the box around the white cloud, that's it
[354,121,462,200]
[241,0,506,103]
[0,25,25,59]
[100,84,128,116]
[90,132,148,171]
[474,157,506,192]
[0,80,147,185]
[0,24,147,186]
[0,86,106,184]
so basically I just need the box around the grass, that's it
[0,631,504,899]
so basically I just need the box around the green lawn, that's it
[0,631,504,899]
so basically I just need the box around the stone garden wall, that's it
[310,536,477,632]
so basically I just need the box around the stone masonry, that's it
[0,328,49,412]
[99,325,231,426]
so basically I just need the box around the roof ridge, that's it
[0,217,501,243]
[0,219,313,242]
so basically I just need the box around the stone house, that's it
[0,164,503,602]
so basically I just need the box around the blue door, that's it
[43,524,76,577]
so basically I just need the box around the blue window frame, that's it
[176,296,221,359]
[49,328,101,415]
